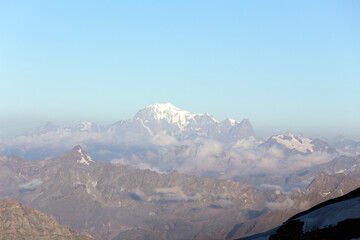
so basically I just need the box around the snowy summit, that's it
[134,103,216,130]
[272,134,314,153]
[74,146,95,166]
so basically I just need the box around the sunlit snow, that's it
[297,197,360,232]
[273,134,314,153]
[77,147,94,165]
[138,103,220,130]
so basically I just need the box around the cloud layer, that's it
[1,123,338,191]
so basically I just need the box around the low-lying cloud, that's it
[1,124,338,191]
[130,188,147,201]
[266,198,309,211]
[111,137,337,191]
[153,187,202,201]
[19,179,43,191]
[149,134,178,146]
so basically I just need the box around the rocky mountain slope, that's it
[1,103,348,193]
[330,136,360,156]
[284,155,360,187]
[0,198,96,240]
[229,172,360,239]
[1,146,359,240]
[0,146,282,240]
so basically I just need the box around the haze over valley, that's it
[1,103,360,239]
[2,103,359,191]
[1,1,360,239]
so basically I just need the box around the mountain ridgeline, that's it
[0,103,257,161]
[0,146,277,240]
[1,146,360,240]
[1,103,360,239]
[0,103,352,191]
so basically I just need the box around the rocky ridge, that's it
[0,198,96,240]
[1,146,359,240]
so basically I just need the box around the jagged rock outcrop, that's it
[0,199,96,240]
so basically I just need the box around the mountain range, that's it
[1,103,360,239]
[0,103,254,158]
[1,146,360,239]
[0,146,278,239]
[1,103,356,191]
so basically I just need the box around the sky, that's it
[1,0,360,139]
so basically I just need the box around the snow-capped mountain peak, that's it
[224,118,236,126]
[134,103,197,129]
[272,134,314,153]
[78,121,93,131]
[260,133,336,155]
[75,121,102,132]
[72,145,95,166]
[204,112,219,123]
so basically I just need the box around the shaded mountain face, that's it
[329,136,360,156]
[237,155,360,192]
[229,172,360,239]
[267,187,360,240]
[0,146,284,240]
[1,146,359,240]
[284,155,360,187]
[0,198,96,240]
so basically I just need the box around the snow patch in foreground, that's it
[297,197,360,232]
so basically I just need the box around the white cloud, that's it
[232,136,260,149]
[153,187,201,201]
[197,140,224,159]
[287,152,333,169]
[149,134,178,146]
[268,146,284,158]
[19,179,43,191]
[257,156,280,170]
[130,188,147,201]
[260,184,283,191]
[266,198,295,210]
[1,123,338,191]
[266,198,310,211]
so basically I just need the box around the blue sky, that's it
[1,1,359,139]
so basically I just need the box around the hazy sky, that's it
[1,1,359,139]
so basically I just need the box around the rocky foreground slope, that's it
[238,186,360,240]
[269,187,360,240]
[0,199,96,240]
